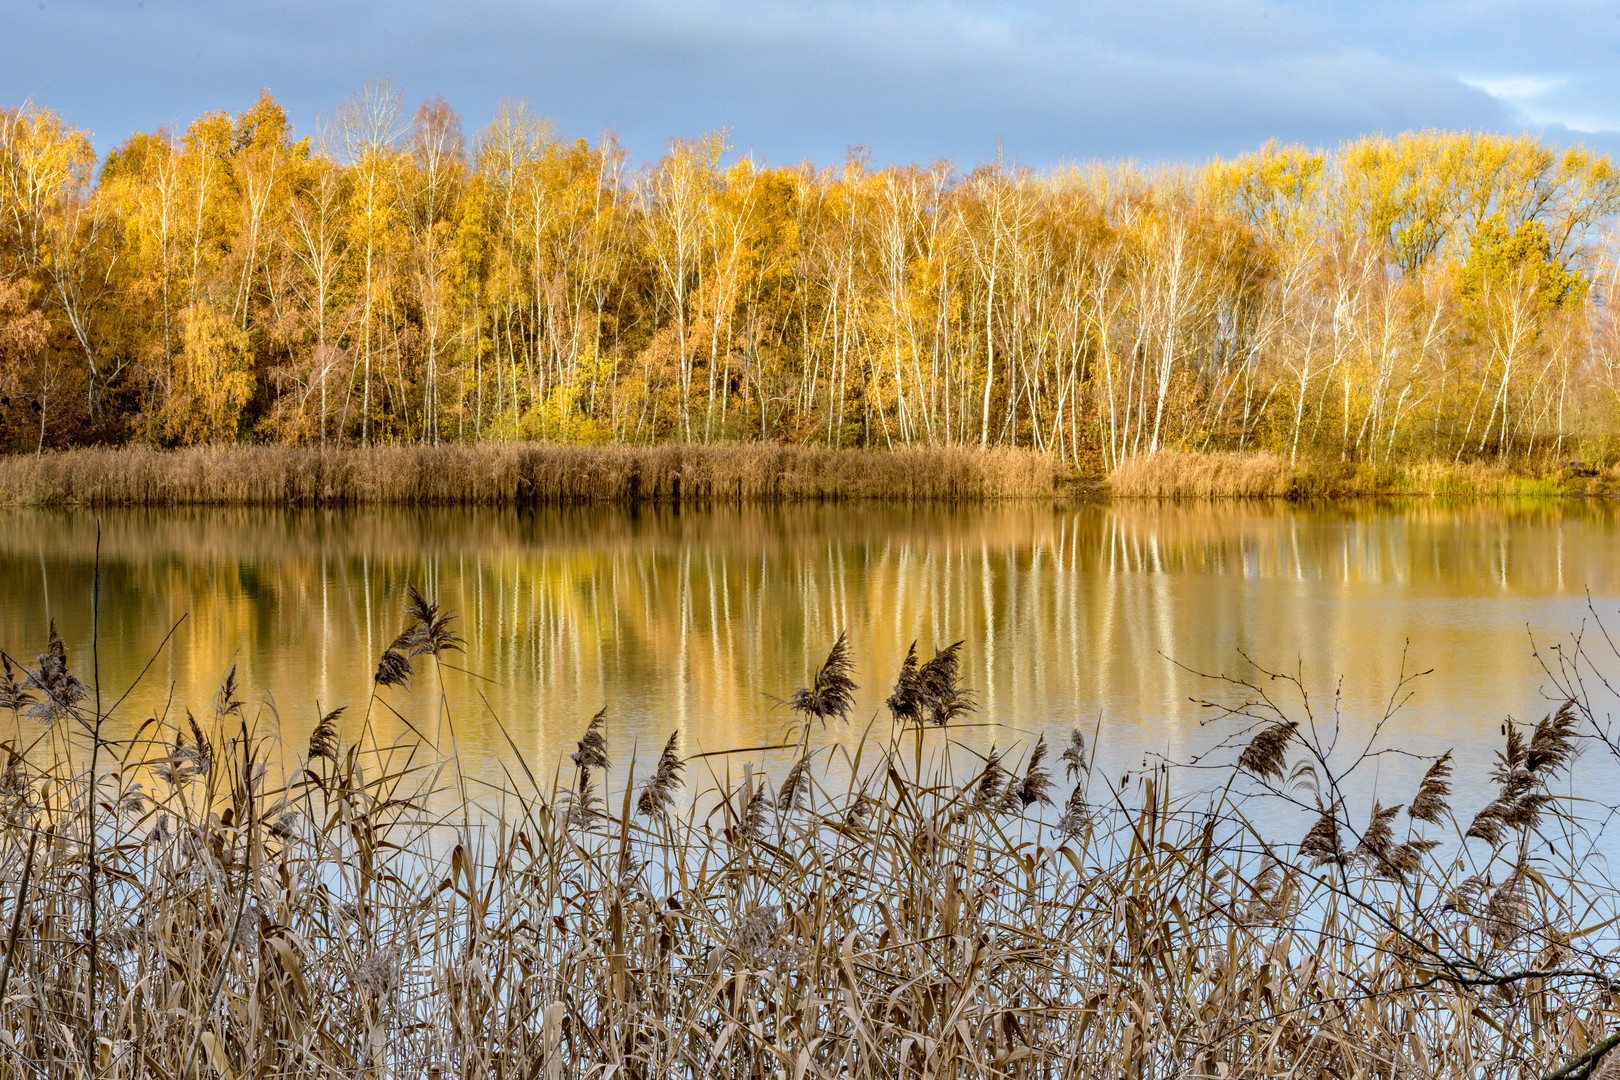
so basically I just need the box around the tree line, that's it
[2,81,1619,470]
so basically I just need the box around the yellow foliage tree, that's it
[162,301,252,444]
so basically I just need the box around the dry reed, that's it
[0,442,1058,507]
[1111,450,1303,498]
[1111,450,1620,499]
[0,591,1615,1078]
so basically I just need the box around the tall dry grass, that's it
[1110,450,1302,498]
[0,443,1057,507]
[0,587,1617,1077]
[1110,450,1620,499]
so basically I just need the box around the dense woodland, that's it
[2,83,1619,471]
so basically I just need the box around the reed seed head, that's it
[1480,864,1533,949]
[571,707,610,771]
[214,665,244,719]
[25,620,88,722]
[1237,721,1296,783]
[779,749,812,812]
[1011,735,1054,809]
[374,629,417,688]
[885,642,924,724]
[0,657,35,714]
[1299,801,1346,868]
[1408,751,1452,824]
[920,641,974,726]
[568,764,604,828]
[637,730,684,820]
[789,633,858,724]
[738,783,773,840]
[404,583,465,658]
[1057,780,1091,838]
[1353,801,1408,880]
[1060,727,1088,783]
[308,706,343,762]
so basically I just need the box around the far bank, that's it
[1107,450,1620,499]
[0,443,1613,507]
[0,443,1058,506]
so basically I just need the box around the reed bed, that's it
[1110,450,1620,499]
[1110,451,1302,498]
[0,588,1618,1078]
[0,443,1057,507]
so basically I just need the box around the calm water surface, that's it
[1,501,1617,809]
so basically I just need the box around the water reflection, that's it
[0,501,1614,795]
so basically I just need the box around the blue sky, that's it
[5,0,1618,167]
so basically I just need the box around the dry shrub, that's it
[0,442,1057,507]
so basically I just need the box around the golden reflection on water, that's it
[0,500,1614,786]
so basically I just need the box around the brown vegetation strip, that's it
[1109,450,1620,498]
[0,443,1058,506]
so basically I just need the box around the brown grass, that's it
[1110,450,1620,499]
[0,588,1616,1077]
[1109,450,1301,498]
[0,442,1059,507]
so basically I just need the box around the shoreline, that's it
[1106,449,1620,500]
[0,442,1057,506]
[0,443,1612,506]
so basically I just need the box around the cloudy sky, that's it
[5,0,1619,168]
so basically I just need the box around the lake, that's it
[1,500,1616,819]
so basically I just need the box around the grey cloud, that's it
[0,0,1612,169]
[1280,0,1620,132]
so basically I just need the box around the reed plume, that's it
[1239,855,1284,926]
[1008,734,1054,809]
[1408,751,1453,823]
[738,783,773,840]
[730,904,788,969]
[404,583,464,657]
[374,629,417,689]
[24,620,87,722]
[0,743,23,794]
[1060,727,1088,782]
[789,633,857,723]
[960,746,1008,819]
[1237,721,1296,782]
[885,642,924,724]
[919,641,974,726]
[568,765,603,828]
[1353,801,1424,882]
[1526,699,1580,775]
[0,656,34,715]
[1058,782,1091,838]
[843,793,878,830]
[375,584,465,687]
[1481,862,1534,949]
[308,706,343,762]
[215,665,244,719]
[778,749,812,812]
[268,808,301,840]
[571,708,610,771]
[636,730,684,819]
[1466,704,1577,847]
[1299,801,1346,868]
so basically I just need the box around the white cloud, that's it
[1463,76,1563,103]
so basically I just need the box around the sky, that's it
[4,0,1619,169]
